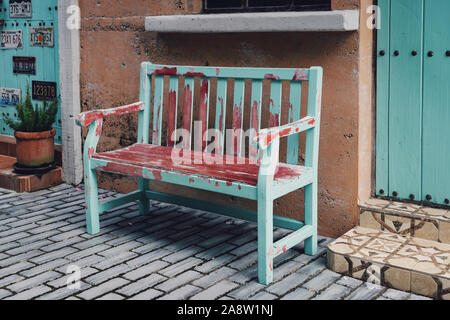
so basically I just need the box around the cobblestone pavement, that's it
[0,184,431,300]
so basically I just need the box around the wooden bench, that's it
[76,63,323,285]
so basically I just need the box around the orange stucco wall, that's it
[79,0,374,238]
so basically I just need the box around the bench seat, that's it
[91,143,313,200]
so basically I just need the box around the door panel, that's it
[388,0,423,200]
[375,0,390,196]
[422,0,450,205]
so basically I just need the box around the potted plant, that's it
[3,86,58,168]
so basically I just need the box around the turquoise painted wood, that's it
[422,0,450,205]
[0,0,61,143]
[377,0,450,206]
[388,0,423,200]
[76,63,323,285]
[375,0,390,197]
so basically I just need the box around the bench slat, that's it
[287,81,302,165]
[183,77,194,149]
[197,78,210,152]
[152,75,164,145]
[167,76,179,147]
[232,79,245,157]
[147,63,310,81]
[250,79,263,160]
[215,78,228,154]
[269,80,282,128]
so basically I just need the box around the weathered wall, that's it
[79,0,372,238]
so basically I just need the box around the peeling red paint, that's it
[226,181,232,187]
[292,69,308,81]
[308,118,315,125]
[216,68,220,76]
[183,84,193,148]
[153,170,162,181]
[269,113,280,128]
[218,97,224,132]
[167,90,177,147]
[199,79,209,150]
[264,73,280,80]
[232,103,242,130]
[289,104,294,123]
[238,185,241,190]
[88,147,95,160]
[153,103,162,144]
[184,71,207,77]
[76,102,144,127]
[215,182,219,187]
[189,178,195,183]
[153,67,177,75]
[268,247,273,271]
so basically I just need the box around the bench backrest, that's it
[137,62,322,166]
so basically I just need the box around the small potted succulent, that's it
[3,86,58,168]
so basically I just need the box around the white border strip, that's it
[58,0,82,185]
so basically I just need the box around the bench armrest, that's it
[75,101,144,127]
[256,116,316,149]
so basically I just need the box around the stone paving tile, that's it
[155,270,202,292]
[192,267,238,289]
[249,291,278,300]
[129,288,164,300]
[5,285,52,300]
[190,280,240,300]
[0,184,432,301]
[7,271,61,293]
[227,281,265,300]
[303,270,341,292]
[78,278,130,300]
[281,287,315,300]
[266,272,309,296]
[345,283,385,300]
[312,284,351,300]
[123,260,170,281]
[116,274,167,297]
[158,285,202,300]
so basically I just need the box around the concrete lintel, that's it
[145,10,359,33]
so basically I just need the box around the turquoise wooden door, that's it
[0,0,61,144]
[377,0,450,206]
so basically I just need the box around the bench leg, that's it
[138,178,150,215]
[304,182,318,255]
[85,168,100,235]
[257,196,274,285]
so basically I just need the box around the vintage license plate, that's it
[13,56,36,75]
[32,81,57,101]
[1,30,23,49]
[9,0,32,19]
[0,87,21,107]
[29,27,54,47]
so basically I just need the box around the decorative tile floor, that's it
[359,198,450,244]
[328,226,450,299]
[0,185,431,300]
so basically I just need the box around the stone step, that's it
[359,198,449,244]
[327,226,450,300]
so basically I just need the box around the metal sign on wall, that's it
[29,26,54,47]
[32,81,57,101]
[0,87,21,107]
[13,56,36,75]
[1,30,23,49]
[9,0,32,19]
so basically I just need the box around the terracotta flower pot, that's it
[14,128,56,168]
